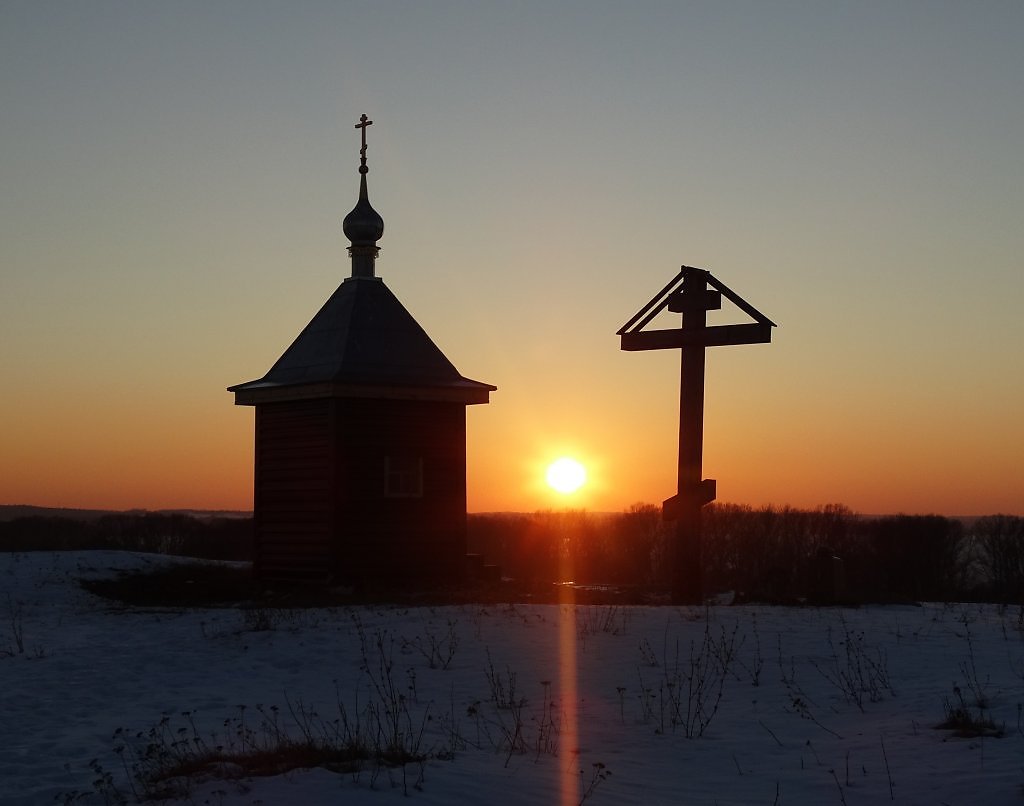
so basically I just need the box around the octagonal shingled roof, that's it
[229,276,495,405]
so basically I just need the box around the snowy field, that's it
[2,551,1023,805]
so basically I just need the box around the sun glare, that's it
[546,457,587,494]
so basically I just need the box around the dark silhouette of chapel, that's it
[229,116,494,586]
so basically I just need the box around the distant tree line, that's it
[3,506,1022,602]
[468,505,1024,603]
[0,512,252,561]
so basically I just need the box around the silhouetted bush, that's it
[855,515,966,601]
[468,512,545,583]
[702,503,857,601]
[971,515,1024,602]
[599,503,669,587]
[467,510,610,585]
[704,506,971,602]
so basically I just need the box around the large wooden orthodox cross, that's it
[618,266,776,604]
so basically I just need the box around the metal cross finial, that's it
[354,114,373,173]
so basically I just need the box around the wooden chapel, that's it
[229,116,495,587]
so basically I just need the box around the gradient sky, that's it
[2,1,1022,516]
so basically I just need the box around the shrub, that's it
[971,515,1024,602]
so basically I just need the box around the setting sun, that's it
[545,457,587,495]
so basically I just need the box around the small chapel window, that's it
[385,456,423,498]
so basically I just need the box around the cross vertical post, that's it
[675,269,710,603]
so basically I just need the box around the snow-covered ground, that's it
[2,551,1023,805]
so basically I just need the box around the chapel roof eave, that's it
[228,377,496,407]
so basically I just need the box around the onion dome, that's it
[343,174,384,247]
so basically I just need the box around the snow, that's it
[2,551,1023,805]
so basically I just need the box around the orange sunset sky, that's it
[2,3,1022,516]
